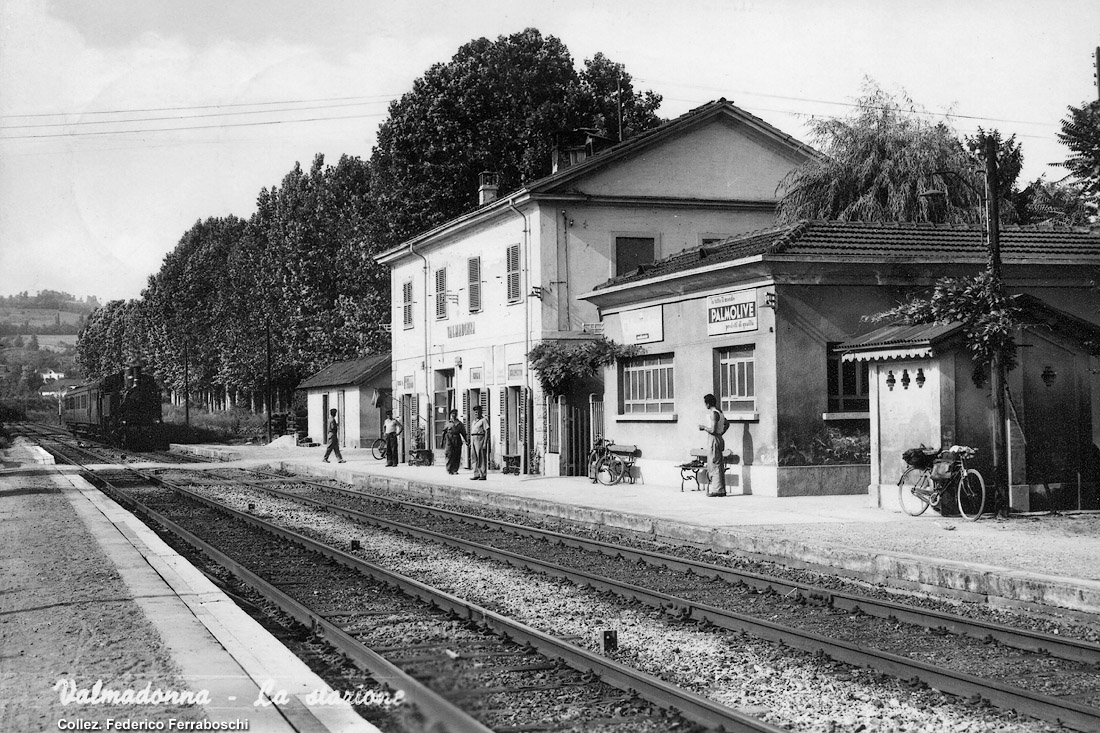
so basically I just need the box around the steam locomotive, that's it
[61,365,167,450]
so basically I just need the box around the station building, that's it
[580,220,1100,498]
[298,354,391,450]
[375,99,816,473]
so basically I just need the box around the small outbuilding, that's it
[298,354,392,450]
[840,296,1100,512]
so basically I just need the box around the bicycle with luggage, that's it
[898,445,987,520]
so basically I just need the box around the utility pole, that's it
[183,337,190,427]
[1095,47,1100,101]
[983,136,1009,517]
[265,319,272,444]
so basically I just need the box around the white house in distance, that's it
[297,354,391,451]
[375,99,816,475]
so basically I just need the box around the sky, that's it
[1,0,1097,303]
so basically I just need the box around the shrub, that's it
[779,425,870,466]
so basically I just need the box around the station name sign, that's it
[706,289,758,335]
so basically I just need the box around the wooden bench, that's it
[678,449,739,492]
[607,444,638,484]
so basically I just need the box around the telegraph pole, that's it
[1095,47,1100,101]
[265,319,273,444]
[983,136,1009,517]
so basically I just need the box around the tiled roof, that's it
[297,353,391,390]
[595,220,1100,290]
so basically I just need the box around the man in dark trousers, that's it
[323,408,346,463]
[383,410,403,467]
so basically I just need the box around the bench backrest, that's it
[607,444,638,456]
[689,448,738,462]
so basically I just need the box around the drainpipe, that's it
[508,200,531,474]
[409,241,430,449]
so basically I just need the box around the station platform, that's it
[173,441,1100,619]
[0,439,380,733]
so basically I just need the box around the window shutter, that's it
[435,268,447,319]
[499,388,507,455]
[402,281,413,328]
[462,391,470,420]
[506,245,521,303]
[468,257,481,313]
[518,388,527,451]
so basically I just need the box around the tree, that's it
[1056,100,1100,217]
[1014,176,1093,226]
[777,81,986,224]
[369,29,662,248]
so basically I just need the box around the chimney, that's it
[478,172,499,206]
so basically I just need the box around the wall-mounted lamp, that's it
[455,356,463,369]
[886,370,896,391]
[915,368,926,389]
[1041,365,1057,387]
[529,286,544,300]
[762,291,777,310]
[901,369,911,390]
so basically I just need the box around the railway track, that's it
[168,465,1100,732]
[19,426,1100,730]
[20,427,784,732]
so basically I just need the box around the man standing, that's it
[698,393,728,497]
[441,409,468,475]
[469,405,489,480]
[323,408,346,463]
[383,410,403,467]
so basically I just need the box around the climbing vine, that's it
[527,338,642,396]
[869,271,1018,385]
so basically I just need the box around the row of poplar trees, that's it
[76,29,663,412]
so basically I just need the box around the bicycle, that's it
[898,445,987,521]
[588,435,625,486]
[371,437,388,461]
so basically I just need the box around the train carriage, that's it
[62,365,167,450]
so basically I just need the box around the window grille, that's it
[619,354,674,414]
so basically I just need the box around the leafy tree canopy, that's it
[369,29,662,248]
[1056,100,1100,216]
[777,81,983,223]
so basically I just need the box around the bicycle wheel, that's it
[371,438,386,460]
[595,455,625,485]
[898,467,932,516]
[957,468,986,521]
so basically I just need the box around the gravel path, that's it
[0,470,205,733]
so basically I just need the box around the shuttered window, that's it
[506,244,521,303]
[435,268,447,320]
[402,281,413,329]
[468,257,482,313]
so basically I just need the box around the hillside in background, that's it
[0,290,100,336]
